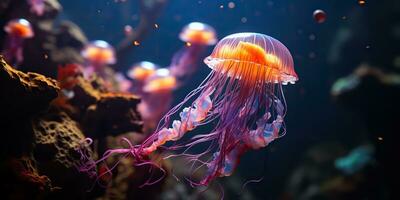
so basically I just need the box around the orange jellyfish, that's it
[139,68,178,132]
[80,32,298,186]
[127,61,159,95]
[81,40,116,78]
[2,18,34,66]
[170,22,217,78]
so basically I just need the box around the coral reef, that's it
[332,65,400,198]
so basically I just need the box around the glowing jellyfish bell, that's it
[179,22,217,45]
[81,40,116,66]
[205,32,298,84]
[4,18,34,38]
[128,61,159,82]
[81,32,298,186]
[143,68,177,93]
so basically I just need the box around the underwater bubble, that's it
[313,9,326,23]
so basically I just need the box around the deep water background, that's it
[57,0,397,199]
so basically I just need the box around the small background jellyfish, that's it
[83,32,298,186]
[169,22,217,79]
[139,68,178,133]
[127,61,159,95]
[81,40,116,79]
[27,0,45,16]
[2,19,34,67]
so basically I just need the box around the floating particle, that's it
[133,41,140,46]
[241,17,248,23]
[313,9,326,23]
[124,25,133,36]
[366,45,370,49]
[342,16,347,20]
[309,34,316,41]
[154,23,159,28]
[219,5,224,9]
[378,137,383,141]
[309,52,316,59]
[358,0,366,6]
[228,2,235,9]
[44,54,48,59]
[185,42,192,47]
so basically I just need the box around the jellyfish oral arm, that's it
[142,88,215,154]
[245,98,284,149]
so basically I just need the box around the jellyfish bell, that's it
[81,32,297,187]
[128,61,159,82]
[81,40,116,66]
[204,32,298,84]
[4,19,34,38]
[179,22,217,46]
[143,68,177,93]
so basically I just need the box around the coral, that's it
[332,65,400,198]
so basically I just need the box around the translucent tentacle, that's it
[143,87,215,154]
[245,98,284,149]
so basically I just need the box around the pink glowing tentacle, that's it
[142,87,215,154]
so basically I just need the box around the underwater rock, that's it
[58,72,143,138]
[0,56,59,117]
[83,93,143,138]
[2,156,53,200]
[31,109,100,199]
[0,56,59,156]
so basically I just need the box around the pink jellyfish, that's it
[127,61,159,95]
[81,32,298,186]
[170,22,217,78]
[81,40,116,78]
[2,19,34,67]
[27,0,45,16]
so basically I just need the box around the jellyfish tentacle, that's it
[245,98,284,149]
[142,88,215,154]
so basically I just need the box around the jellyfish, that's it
[127,61,159,95]
[81,40,116,78]
[2,19,34,67]
[139,68,178,132]
[169,22,217,79]
[82,32,298,186]
[27,0,45,16]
